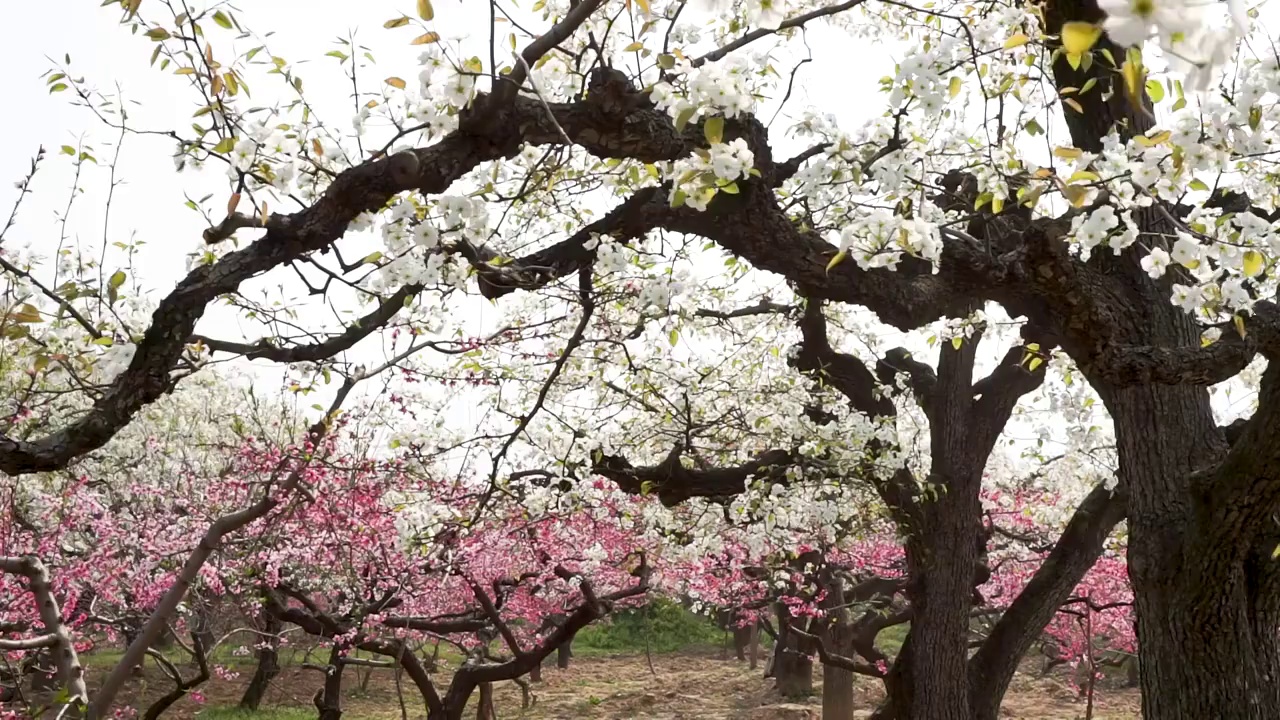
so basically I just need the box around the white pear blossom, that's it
[1073,206,1120,250]
[1170,283,1204,313]
[747,0,787,29]
[1170,235,1202,268]
[1098,0,1197,47]
[1220,277,1252,310]
[1142,247,1171,278]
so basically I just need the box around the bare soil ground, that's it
[76,649,1141,719]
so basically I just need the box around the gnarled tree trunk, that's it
[315,644,345,720]
[772,605,813,699]
[239,610,283,710]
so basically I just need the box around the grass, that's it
[81,644,270,669]
[876,623,909,656]
[574,598,726,655]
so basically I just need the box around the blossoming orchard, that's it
[1,0,1278,717]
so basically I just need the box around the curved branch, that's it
[967,483,1127,719]
[1089,301,1280,386]
[192,284,422,362]
[0,556,87,710]
[693,1,870,67]
[593,445,797,505]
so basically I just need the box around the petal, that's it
[1104,16,1151,47]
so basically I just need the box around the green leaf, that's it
[61,145,76,155]
[11,303,42,323]
[703,116,724,145]
[1003,33,1029,49]
[825,250,847,273]
[49,83,68,93]
[674,107,696,133]
[212,10,233,29]
[417,0,434,20]
[109,270,127,288]
[668,329,679,346]
[1188,179,1209,192]
[212,136,236,154]
[657,53,675,70]
[1243,250,1265,278]
[362,251,384,265]
[384,16,411,28]
[951,336,963,350]
[1144,79,1165,103]
[92,336,115,346]
[1061,22,1102,54]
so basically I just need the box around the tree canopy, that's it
[4,0,1280,718]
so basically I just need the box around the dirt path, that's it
[85,649,1141,719]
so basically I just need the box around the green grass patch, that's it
[876,622,909,656]
[574,598,725,655]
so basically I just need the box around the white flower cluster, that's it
[1099,0,1248,90]
[228,120,303,190]
[834,208,943,271]
[592,235,631,275]
[637,270,690,310]
[1068,205,1138,260]
[650,54,757,120]
[937,309,987,344]
[690,0,789,29]
[886,39,964,113]
[95,342,137,383]
[665,138,756,211]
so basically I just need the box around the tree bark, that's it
[823,663,856,720]
[733,624,752,661]
[556,640,572,670]
[316,644,345,720]
[1029,0,1280,712]
[474,682,494,720]
[967,484,1127,720]
[820,574,856,720]
[772,606,813,699]
[748,620,761,671]
[239,610,283,710]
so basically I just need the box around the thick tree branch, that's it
[0,634,59,651]
[1089,301,1280,386]
[967,483,1127,720]
[461,189,659,300]
[593,445,797,505]
[0,556,87,711]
